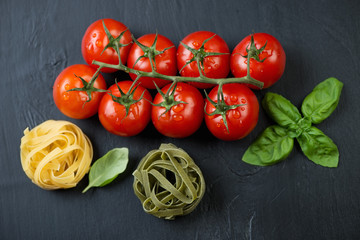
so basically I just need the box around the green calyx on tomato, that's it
[179,34,229,77]
[107,78,147,119]
[204,84,246,133]
[101,20,132,64]
[151,81,188,119]
[67,73,107,106]
[241,35,268,63]
[131,32,175,71]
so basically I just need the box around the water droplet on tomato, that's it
[176,86,183,92]
[192,41,200,48]
[230,95,238,102]
[241,98,246,104]
[87,43,94,54]
[62,92,69,101]
[173,114,183,122]
[161,112,170,120]
[240,107,245,111]
[216,123,221,128]
[64,84,70,91]
[206,58,215,64]
[260,69,264,73]
[220,119,224,124]
[96,40,102,47]
[204,66,212,73]
[92,33,97,38]
[232,110,241,119]
[172,103,184,113]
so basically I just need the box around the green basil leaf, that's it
[262,92,302,128]
[242,125,294,166]
[83,148,129,193]
[296,126,339,167]
[301,77,343,124]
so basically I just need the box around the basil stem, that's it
[83,148,129,193]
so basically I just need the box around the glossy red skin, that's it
[230,33,286,89]
[127,34,177,89]
[152,83,204,138]
[177,31,230,89]
[98,81,152,137]
[53,64,107,119]
[205,83,259,141]
[81,19,132,73]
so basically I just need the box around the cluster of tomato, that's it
[53,19,286,141]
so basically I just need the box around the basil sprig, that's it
[83,148,129,193]
[242,77,343,167]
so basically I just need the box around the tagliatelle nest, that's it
[133,143,206,220]
[20,120,93,190]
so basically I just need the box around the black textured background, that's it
[1,0,360,239]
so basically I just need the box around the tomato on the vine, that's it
[127,33,177,89]
[152,82,204,138]
[53,64,107,119]
[98,81,152,137]
[177,31,230,89]
[230,33,286,89]
[81,19,132,73]
[205,83,259,141]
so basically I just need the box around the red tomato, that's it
[53,64,107,119]
[152,82,204,138]
[98,81,152,137]
[127,34,177,89]
[177,31,230,89]
[205,83,259,141]
[81,19,132,73]
[230,33,286,89]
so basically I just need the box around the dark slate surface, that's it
[1,0,360,239]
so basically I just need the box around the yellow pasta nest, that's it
[20,120,93,190]
[133,143,206,220]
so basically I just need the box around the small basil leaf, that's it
[262,92,302,128]
[242,125,294,166]
[83,148,129,193]
[301,77,343,124]
[296,126,339,167]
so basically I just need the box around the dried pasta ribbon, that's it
[20,120,93,190]
[133,143,206,220]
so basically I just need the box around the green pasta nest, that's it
[133,143,206,220]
